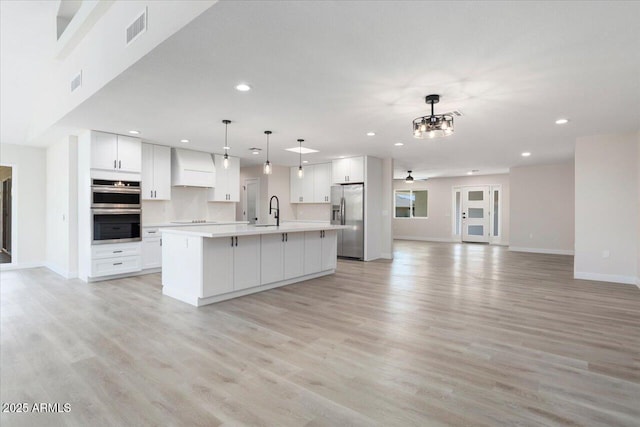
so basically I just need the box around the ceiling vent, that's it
[449,110,463,117]
[70,70,82,92]
[126,8,147,46]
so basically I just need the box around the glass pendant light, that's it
[297,139,304,179]
[263,130,272,175]
[222,119,231,169]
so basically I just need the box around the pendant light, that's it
[263,130,272,175]
[297,139,304,179]
[405,171,415,183]
[222,119,231,169]
[412,94,454,139]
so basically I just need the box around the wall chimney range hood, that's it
[171,148,216,187]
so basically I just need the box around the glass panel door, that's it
[462,186,490,243]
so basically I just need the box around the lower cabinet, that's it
[90,241,142,278]
[142,228,162,269]
[202,234,261,297]
[304,230,337,274]
[261,232,305,285]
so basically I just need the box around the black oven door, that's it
[92,209,142,244]
[91,187,141,209]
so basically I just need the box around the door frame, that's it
[451,184,502,245]
[242,178,261,224]
[0,163,17,269]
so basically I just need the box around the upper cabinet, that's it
[208,154,240,202]
[290,162,332,203]
[142,143,171,200]
[91,131,141,173]
[332,156,364,184]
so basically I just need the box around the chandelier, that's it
[413,94,454,139]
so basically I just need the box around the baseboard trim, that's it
[574,271,637,286]
[394,236,458,243]
[43,262,80,279]
[380,252,393,259]
[0,261,44,271]
[509,246,574,256]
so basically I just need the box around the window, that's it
[394,189,428,218]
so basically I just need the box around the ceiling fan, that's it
[404,170,429,183]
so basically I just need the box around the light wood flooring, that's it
[1,241,639,426]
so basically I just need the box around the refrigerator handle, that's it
[340,197,346,225]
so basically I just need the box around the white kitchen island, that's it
[160,222,348,306]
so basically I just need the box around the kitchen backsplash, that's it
[142,186,236,224]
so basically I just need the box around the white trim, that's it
[0,261,44,271]
[574,272,637,286]
[509,246,574,255]
[394,236,458,243]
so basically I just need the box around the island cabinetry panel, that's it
[202,234,261,297]
[261,232,305,285]
[304,230,337,274]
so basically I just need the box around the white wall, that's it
[381,158,394,259]
[50,135,78,278]
[0,144,46,268]
[637,133,640,286]
[393,173,510,244]
[575,132,639,285]
[236,165,295,224]
[509,163,575,254]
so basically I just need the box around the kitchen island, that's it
[160,222,348,306]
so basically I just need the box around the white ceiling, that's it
[30,1,640,178]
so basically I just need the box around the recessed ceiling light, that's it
[252,151,260,155]
[467,171,473,175]
[339,156,346,159]
[394,142,404,146]
[285,146,318,154]
[366,132,376,136]
[303,160,309,164]
[223,146,230,150]
[555,118,569,125]
[521,152,531,157]
[235,83,251,92]
[180,139,190,143]
[128,130,140,135]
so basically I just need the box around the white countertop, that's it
[159,222,349,238]
[143,221,248,228]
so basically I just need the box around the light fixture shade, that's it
[298,166,304,178]
[222,119,231,169]
[413,94,454,139]
[405,171,414,183]
[297,138,304,179]
[223,153,229,169]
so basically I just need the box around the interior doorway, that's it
[243,178,260,224]
[0,166,13,264]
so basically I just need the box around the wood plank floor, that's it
[1,241,639,426]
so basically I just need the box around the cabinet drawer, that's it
[92,242,141,259]
[91,255,141,277]
[143,228,161,238]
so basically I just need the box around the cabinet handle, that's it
[235,236,238,246]
[113,262,123,266]
[119,160,122,169]
[154,190,157,198]
[160,238,162,246]
[285,233,288,242]
[147,231,156,234]
[231,237,234,247]
[113,250,123,253]
[114,160,117,169]
[150,190,153,198]
[282,233,285,242]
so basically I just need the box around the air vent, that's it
[450,110,463,117]
[70,71,82,92]
[126,8,147,45]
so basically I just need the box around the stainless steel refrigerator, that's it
[331,184,364,260]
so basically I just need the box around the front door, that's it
[462,186,490,243]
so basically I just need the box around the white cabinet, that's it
[208,154,240,202]
[313,163,332,203]
[261,232,305,285]
[142,228,162,269]
[90,131,141,173]
[90,241,142,278]
[202,234,260,297]
[304,230,337,274]
[332,156,364,184]
[290,163,332,203]
[142,143,171,200]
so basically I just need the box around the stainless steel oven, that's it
[92,209,141,245]
[91,179,141,209]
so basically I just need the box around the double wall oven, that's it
[91,179,141,244]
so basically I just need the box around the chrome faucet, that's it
[269,195,280,227]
